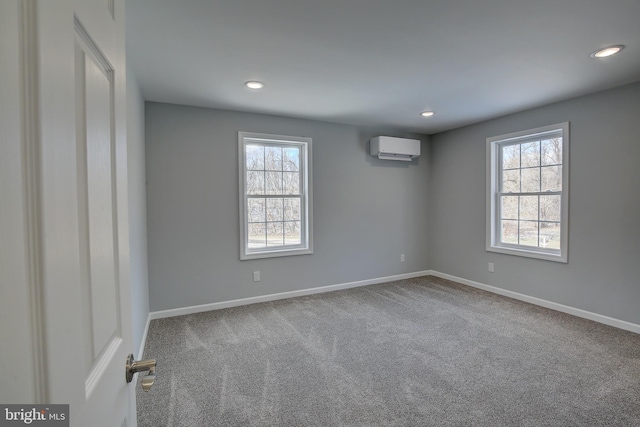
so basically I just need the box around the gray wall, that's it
[429,82,640,325]
[126,67,150,354]
[145,103,430,311]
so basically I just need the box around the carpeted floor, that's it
[137,276,640,426]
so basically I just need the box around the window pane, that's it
[265,171,283,195]
[501,220,518,244]
[283,147,300,171]
[284,221,301,245]
[246,171,264,195]
[247,198,265,223]
[519,221,539,247]
[521,141,540,167]
[541,138,562,166]
[521,168,540,192]
[541,165,562,192]
[266,198,284,222]
[519,196,538,221]
[267,222,284,246]
[265,146,283,171]
[540,222,561,249]
[502,144,520,169]
[540,195,560,222]
[502,170,520,193]
[501,196,518,220]
[246,145,264,170]
[248,223,266,249]
[284,198,301,221]
[283,172,300,194]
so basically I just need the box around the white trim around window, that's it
[486,122,569,263]
[238,132,313,260]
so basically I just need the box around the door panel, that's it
[76,32,120,372]
[34,0,134,425]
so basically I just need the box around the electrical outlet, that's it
[400,254,405,263]
[253,271,261,282]
[488,263,494,273]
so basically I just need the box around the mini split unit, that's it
[369,136,421,161]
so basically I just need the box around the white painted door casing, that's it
[0,0,41,405]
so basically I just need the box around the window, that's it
[486,123,569,262]
[239,132,313,260]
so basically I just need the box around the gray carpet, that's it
[137,276,640,426]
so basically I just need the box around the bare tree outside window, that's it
[246,144,302,248]
[499,137,563,248]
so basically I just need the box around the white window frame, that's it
[486,122,569,263]
[238,132,313,260]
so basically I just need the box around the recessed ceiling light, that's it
[420,111,435,117]
[590,45,625,58]
[245,81,264,89]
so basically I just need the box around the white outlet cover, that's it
[253,271,261,282]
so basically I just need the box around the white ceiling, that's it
[126,0,640,134]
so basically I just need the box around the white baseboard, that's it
[428,270,640,334]
[137,313,151,360]
[149,270,431,321]
[141,268,639,356]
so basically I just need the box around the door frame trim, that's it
[20,0,48,403]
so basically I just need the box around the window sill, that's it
[486,244,567,263]
[241,247,313,261]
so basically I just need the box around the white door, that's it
[4,0,138,425]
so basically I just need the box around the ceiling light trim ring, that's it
[245,81,265,89]
[590,45,625,58]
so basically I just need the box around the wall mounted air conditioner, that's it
[369,136,421,161]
